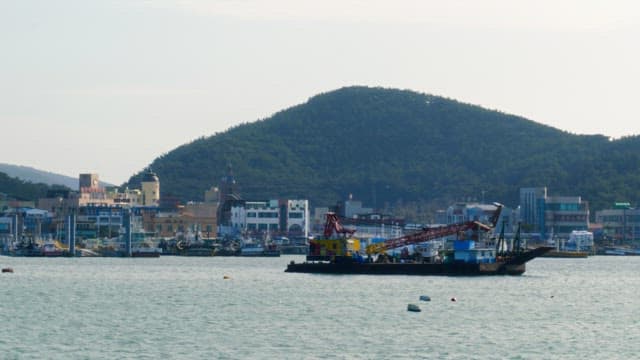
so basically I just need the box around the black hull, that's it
[540,250,589,258]
[239,251,281,257]
[285,246,553,276]
[286,261,526,276]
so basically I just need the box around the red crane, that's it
[364,203,503,255]
[323,212,356,239]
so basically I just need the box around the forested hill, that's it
[0,171,68,202]
[127,86,640,218]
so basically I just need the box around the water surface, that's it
[1,256,638,359]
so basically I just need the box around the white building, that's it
[230,199,309,237]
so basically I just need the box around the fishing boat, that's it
[131,246,162,257]
[540,230,591,258]
[240,242,281,257]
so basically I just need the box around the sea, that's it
[1,255,638,360]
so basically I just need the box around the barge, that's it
[285,206,552,276]
[285,246,553,276]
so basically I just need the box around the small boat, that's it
[407,304,421,312]
[132,247,162,258]
[240,243,281,257]
[42,242,66,257]
[2,267,14,273]
[419,295,431,301]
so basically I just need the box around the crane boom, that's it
[365,203,503,255]
[365,221,479,255]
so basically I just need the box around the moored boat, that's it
[240,243,281,257]
[132,247,162,257]
[540,250,589,258]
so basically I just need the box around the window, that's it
[258,212,278,218]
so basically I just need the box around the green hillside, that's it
[0,171,68,202]
[127,86,640,219]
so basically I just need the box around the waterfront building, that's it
[544,196,589,237]
[0,207,52,240]
[141,170,160,207]
[79,173,100,190]
[519,187,547,233]
[518,187,589,239]
[142,202,217,239]
[106,187,143,206]
[0,193,36,211]
[595,203,640,245]
[35,172,164,243]
[229,199,309,238]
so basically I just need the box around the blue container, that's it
[454,240,475,251]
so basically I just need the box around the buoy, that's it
[2,267,14,273]
[450,297,457,302]
[407,304,421,312]
[419,295,431,302]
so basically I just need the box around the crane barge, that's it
[286,204,552,276]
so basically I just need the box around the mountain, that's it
[0,171,69,202]
[126,86,640,220]
[0,163,112,189]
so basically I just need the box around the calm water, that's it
[0,255,639,359]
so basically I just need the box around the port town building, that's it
[0,208,52,242]
[33,171,162,240]
[595,202,640,245]
[38,171,161,218]
[142,202,218,239]
[0,192,35,211]
[519,187,589,239]
[227,199,309,238]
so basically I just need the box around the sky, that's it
[1,0,640,185]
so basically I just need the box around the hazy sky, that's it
[2,0,639,184]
